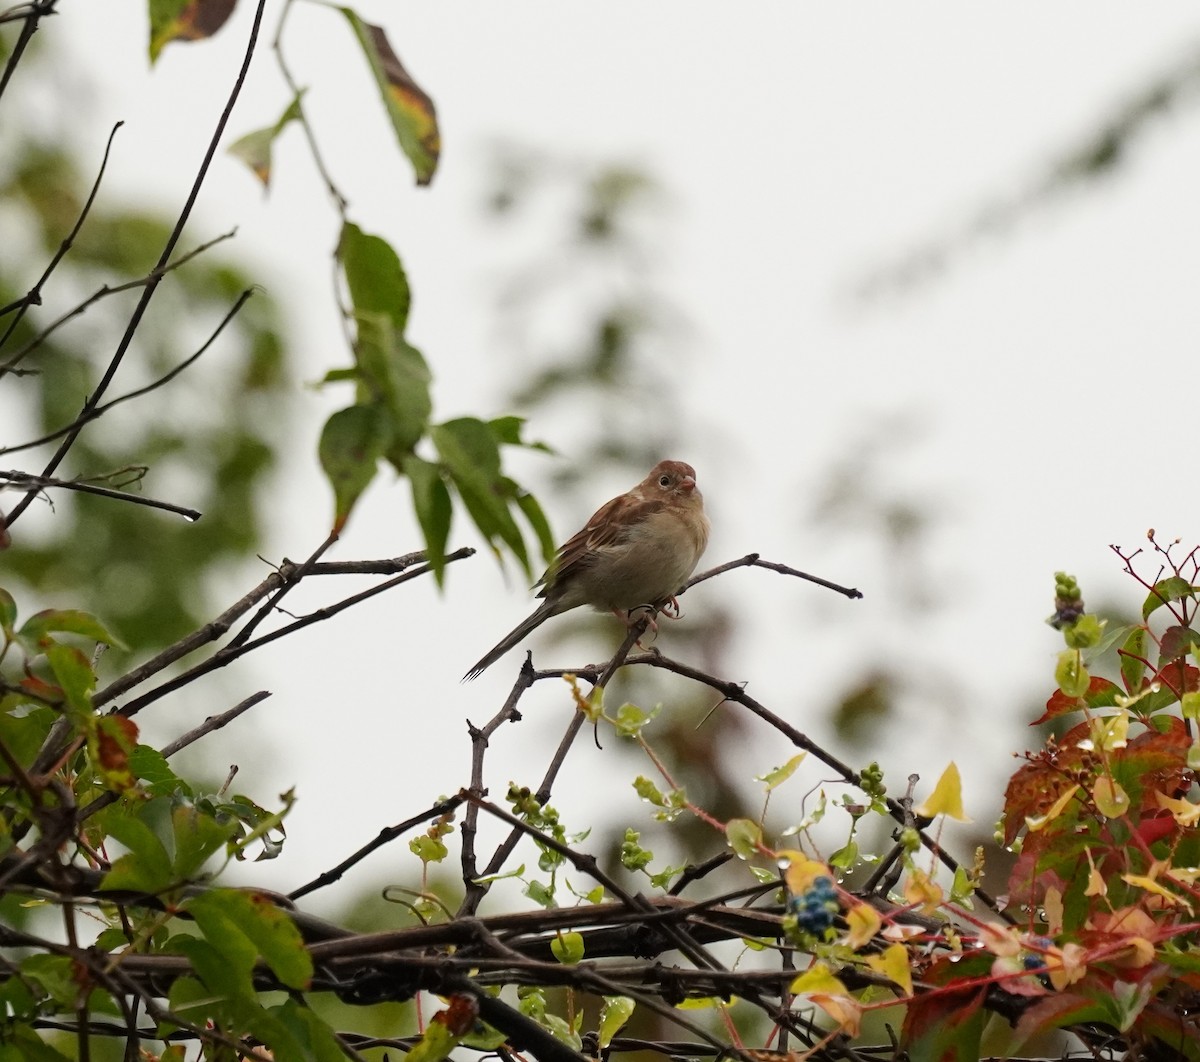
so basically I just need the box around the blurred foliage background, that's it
[0,36,290,660]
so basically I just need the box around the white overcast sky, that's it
[19,4,1200,904]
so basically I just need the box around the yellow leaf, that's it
[1155,791,1200,827]
[865,943,913,997]
[1093,775,1130,818]
[1112,936,1156,969]
[790,962,848,997]
[902,868,943,912]
[1090,711,1129,751]
[913,762,971,822]
[1026,783,1081,832]
[978,921,1021,958]
[1122,871,1192,911]
[1043,886,1064,936]
[1084,848,1107,897]
[809,993,861,1036]
[844,902,882,950]
[758,753,806,791]
[780,854,832,896]
[1047,942,1088,991]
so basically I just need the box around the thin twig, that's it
[685,552,863,600]
[457,618,649,917]
[0,0,57,103]
[90,551,445,709]
[0,287,253,456]
[0,228,238,375]
[225,530,338,650]
[113,549,475,719]
[160,691,272,758]
[288,795,465,901]
[0,470,201,522]
[271,0,348,218]
[0,119,119,347]
[3,0,269,528]
[458,661,537,913]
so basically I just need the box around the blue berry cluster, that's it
[790,875,839,934]
[1022,937,1054,988]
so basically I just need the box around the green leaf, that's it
[758,753,807,791]
[44,643,95,716]
[487,415,553,453]
[0,588,16,633]
[0,1029,73,1062]
[1142,576,1195,620]
[515,489,557,568]
[16,608,123,652]
[318,403,389,531]
[227,92,304,188]
[0,704,54,778]
[599,997,635,1049]
[619,827,652,872]
[99,808,175,894]
[129,745,189,797]
[725,818,762,860]
[223,789,293,862]
[433,418,530,575]
[351,318,431,457]
[1120,626,1148,692]
[409,834,449,863]
[613,701,658,737]
[340,11,440,185]
[186,888,313,990]
[20,954,80,1010]
[336,224,431,458]
[268,999,346,1062]
[828,840,858,869]
[1063,612,1104,649]
[524,879,556,908]
[550,931,585,964]
[404,455,452,584]
[1055,649,1089,699]
[162,975,215,1037]
[338,221,412,334]
[633,775,666,806]
[173,934,254,1004]
[172,803,237,880]
[647,865,682,888]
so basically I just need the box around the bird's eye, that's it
[658,475,671,488]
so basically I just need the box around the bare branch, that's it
[0,0,58,101]
[3,0,269,528]
[685,551,863,600]
[0,228,238,377]
[0,469,202,522]
[112,547,476,719]
[160,690,272,758]
[0,286,253,456]
[0,119,119,342]
[288,795,465,902]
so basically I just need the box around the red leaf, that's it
[1033,676,1122,725]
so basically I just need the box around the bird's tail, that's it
[462,601,558,681]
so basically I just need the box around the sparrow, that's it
[464,460,710,680]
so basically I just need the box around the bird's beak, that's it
[680,476,696,493]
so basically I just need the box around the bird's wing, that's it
[538,492,665,596]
